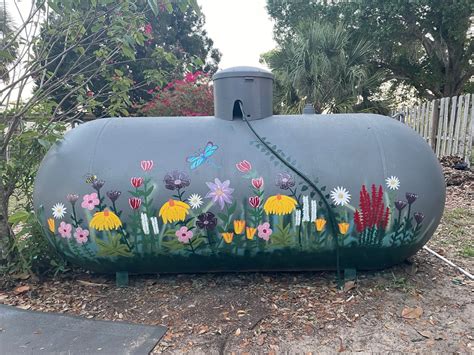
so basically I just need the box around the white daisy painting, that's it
[330,186,351,206]
[385,176,400,190]
[187,193,203,209]
[52,203,67,219]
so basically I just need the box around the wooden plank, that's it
[446,96,458,156]
[440,97,451,156]
[417,104,422,133]
[429,99,439,150]
[436,98,446,157]
[423,102,433,140]
[458,94,470,158]
[415,105,421,132]
[464,94,474,167]
[420,102,429,141]
[452,95,465,156]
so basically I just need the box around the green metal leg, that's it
[344,268,357,282]
[116,271,129,287]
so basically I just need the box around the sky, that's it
[197,0,276,69]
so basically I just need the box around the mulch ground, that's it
[1,157,472,353]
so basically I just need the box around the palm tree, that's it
[262,21,387,114]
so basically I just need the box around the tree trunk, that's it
[0,139,12,263]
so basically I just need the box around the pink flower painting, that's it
[175,226,193,244]
[58,221,72,239]
[81,193,100,211]
[140,160,154,171]
[74,227,89,244]
[257,222,272,241]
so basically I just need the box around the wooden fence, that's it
[392,93,473,166]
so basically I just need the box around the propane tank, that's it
[33,66,445,274]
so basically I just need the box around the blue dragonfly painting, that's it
[186,141,219,170]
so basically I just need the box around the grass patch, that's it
[439,208,473,257]
[460,246,474,258]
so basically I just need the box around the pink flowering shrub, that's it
[140,71,214,117]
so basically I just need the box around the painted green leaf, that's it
[271,222,294,247]
[162,238,186,251]
[96,234,132,257]
[228,202,237,215]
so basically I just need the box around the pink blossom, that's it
[58,221,72,239]
[175,226,193,244]
[81,193,100,211]
[129,197,142,210]
[144,23,152,35]
[74,227,89,244]
[249,196,261,208]
[131,177,144,188]
[236,160,252,173]
[257,222,272,241]
[252,177,264,189]
[140,160,154,171]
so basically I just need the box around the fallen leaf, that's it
[235,328,241,336]
[198,326,209,335]
[401,306,423,319]
[344,281,356,292]
[13,285,31,295]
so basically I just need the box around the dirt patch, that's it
[0,164,473,353]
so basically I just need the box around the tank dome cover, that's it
[212,66,274,80]
[213,66,274,121]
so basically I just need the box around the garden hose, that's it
[238,101,342,284]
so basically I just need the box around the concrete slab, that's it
[0,304,166,354]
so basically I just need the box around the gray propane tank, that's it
[33,66,445,274]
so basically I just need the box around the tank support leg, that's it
[116,271,129,287]
[344,268,357,283]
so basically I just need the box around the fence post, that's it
[430,99,440,151]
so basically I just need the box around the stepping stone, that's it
[0,304,166,354]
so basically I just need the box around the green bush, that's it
[6,210,69,277]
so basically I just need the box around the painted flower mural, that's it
[257,222,272,241]
[90,209,122,231]
[187,193,203,209]
[81,193,100,210]
[276,173,295,190]
[330,186,351,206]
[205,178,234,210]
[52,203,67,219]
[164,171,190,190]
[176,226,193,243]
[58,221,72,238]
[385,176,400,190]
[74,227,89,244]
[263,194,297,215]
[159,199,190,224]
[196,212,217,230]
[38,151,428,265]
